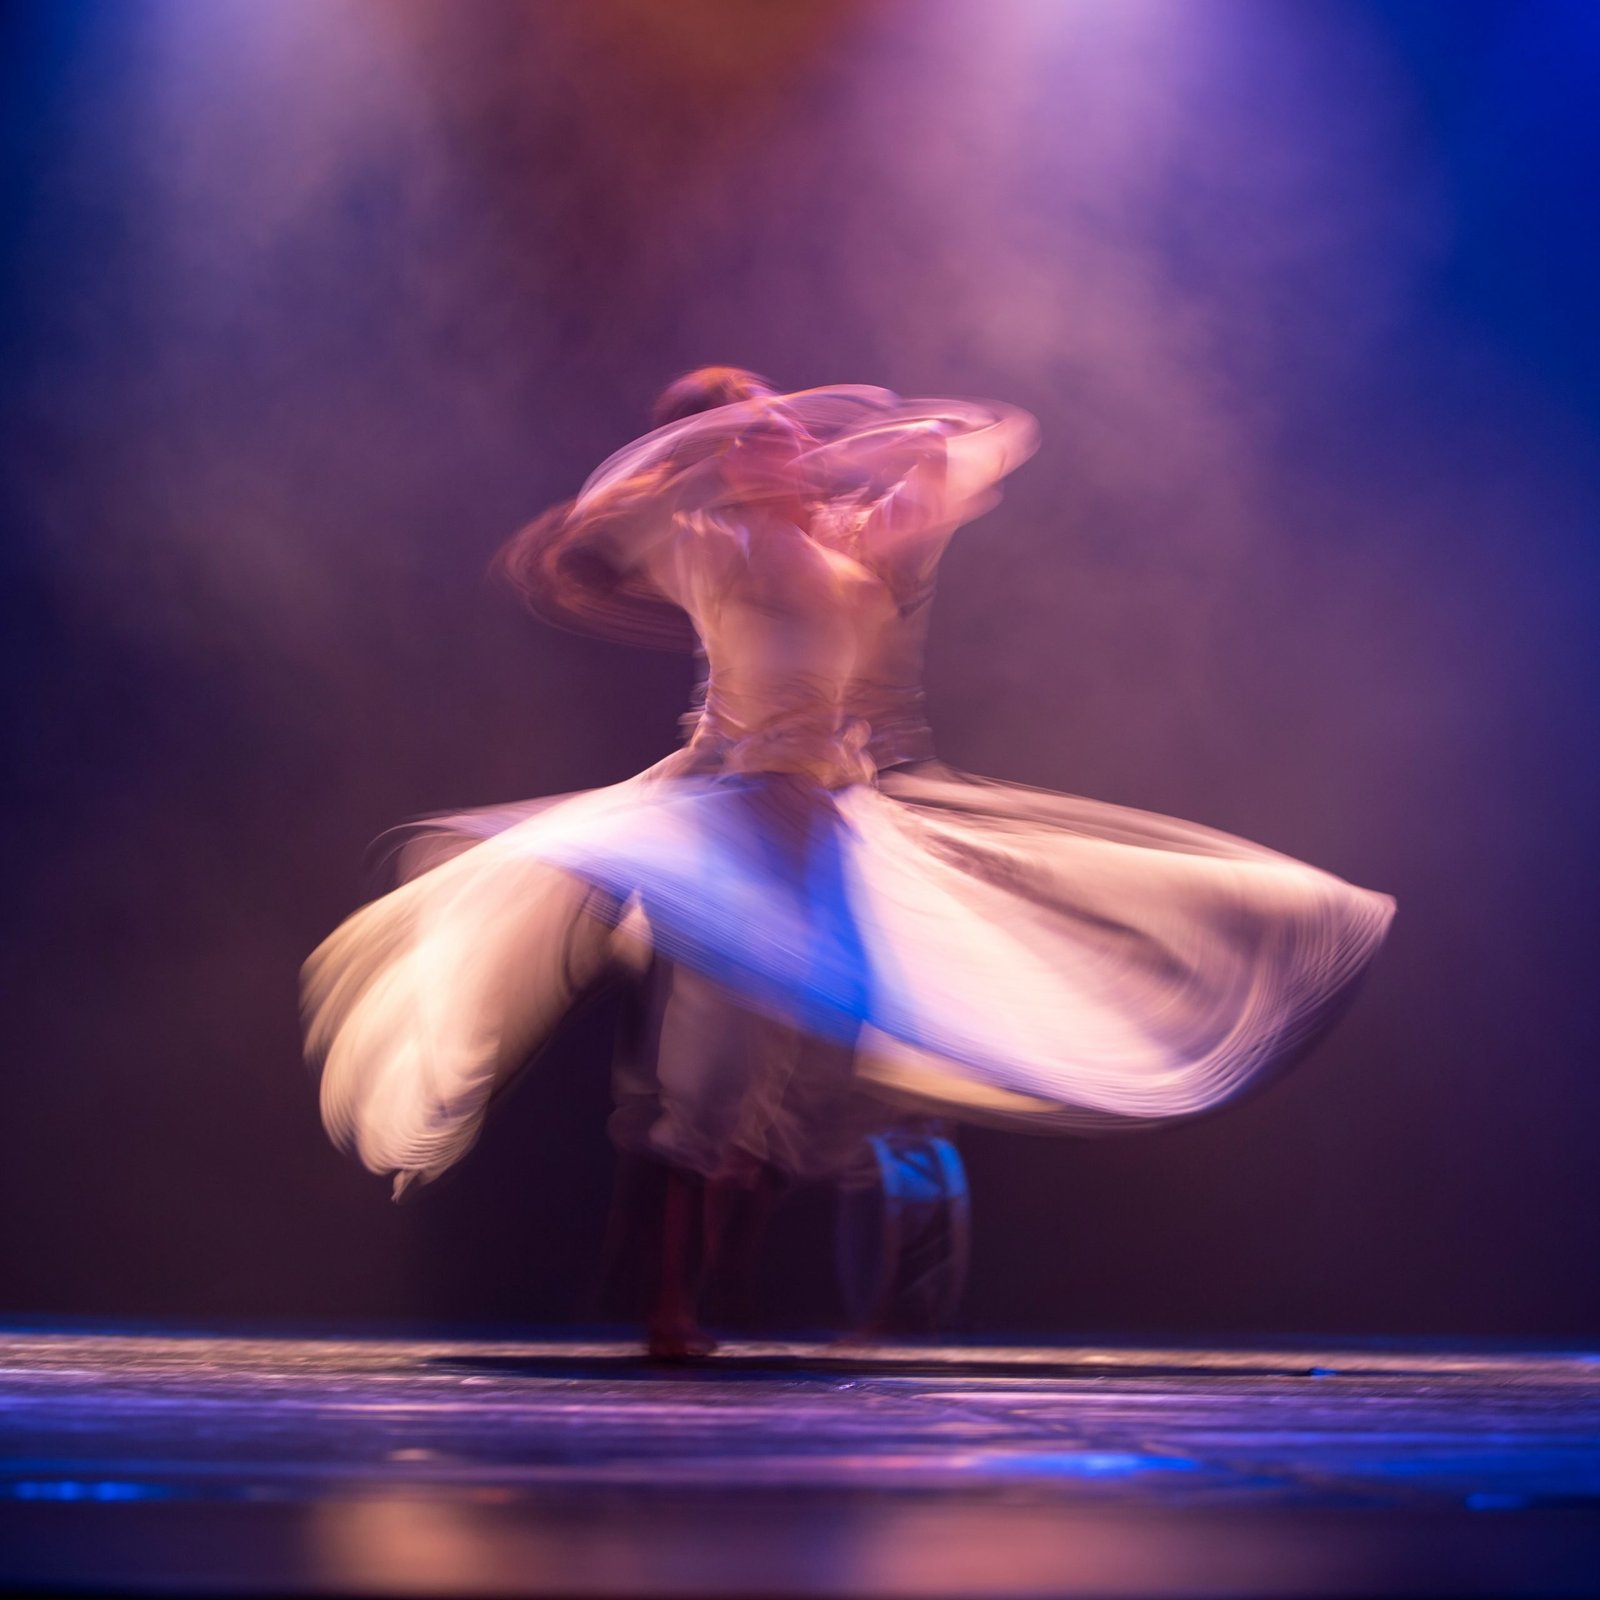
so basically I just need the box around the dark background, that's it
[2,0,1596,1338]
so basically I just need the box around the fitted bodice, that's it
[660,506,904,787]
[678,572,938,775]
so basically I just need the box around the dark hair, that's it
[650,366,776,429]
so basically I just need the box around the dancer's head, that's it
[651,366,810,527]
[651,366,777,428]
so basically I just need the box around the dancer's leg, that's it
[700,1165,781,1329]
[647,1165,716,1360]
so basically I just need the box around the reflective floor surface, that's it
[1,1328,1599,1597]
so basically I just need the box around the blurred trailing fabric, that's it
[304,385,1396,1197]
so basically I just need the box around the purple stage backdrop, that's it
[2,0,1596,1336]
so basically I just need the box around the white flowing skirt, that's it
[304,760,1395,1190]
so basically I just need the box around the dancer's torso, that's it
[660,505,923,786]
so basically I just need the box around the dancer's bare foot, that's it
[646,1316,718,1362]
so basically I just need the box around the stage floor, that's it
[1,1330,1598,1597]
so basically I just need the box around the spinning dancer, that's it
[304,369,1395,1352]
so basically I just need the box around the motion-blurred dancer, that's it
[514,369,986,1353]
[305,370,1394,1354]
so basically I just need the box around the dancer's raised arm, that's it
[802,399,1039,594]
